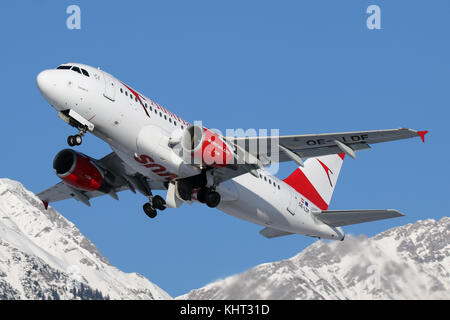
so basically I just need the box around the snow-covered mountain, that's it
[180,217,450,300]
[2,177,448,300]
[0,178,171,300]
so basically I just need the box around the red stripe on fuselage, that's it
[121,82,150,117]
[283,168,329,210]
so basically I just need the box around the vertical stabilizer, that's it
[283,154,345,210]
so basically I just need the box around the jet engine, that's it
[180,125,233,168]
[53,149,111,193]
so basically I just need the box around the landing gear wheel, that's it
[152,195,166,211]
[206,191,221,208]
[74,134,82,145]
[196,187,208,204]
[143,203,157,218]
[67,136,75,147]
[177,182,192,201]
[67,135,82,146]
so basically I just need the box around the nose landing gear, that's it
[57,110,93,147]
[67,125,88,147]
[67,134,83,146]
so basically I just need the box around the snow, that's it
[0,178,171,300]
[179,217,450,300]
[1,177,448,300]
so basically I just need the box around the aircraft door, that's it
[287,190,298,215]
[102,71,116,101]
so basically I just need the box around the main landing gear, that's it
[195,187,221,208]
[143,195,166,219]
[133,174,166,219]
[176,171,222,208]
[67,125,88,147]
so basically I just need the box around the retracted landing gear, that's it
[143,195,166,219]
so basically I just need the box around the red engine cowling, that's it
[181,125,233,168]
[53,149,109,192]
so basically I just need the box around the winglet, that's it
[417,130,428,143]
[42,200,49,210]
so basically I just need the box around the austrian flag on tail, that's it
[284,154,346,210]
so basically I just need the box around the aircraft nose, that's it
[36,69,62,108]
[36,70,54,94]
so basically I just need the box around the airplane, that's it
[35,63,428,241]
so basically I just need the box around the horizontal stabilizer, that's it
[260,227,294,239]
[313,209,404,227]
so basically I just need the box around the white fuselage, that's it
[36,63,344,240]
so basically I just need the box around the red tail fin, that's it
[284,154,345,210]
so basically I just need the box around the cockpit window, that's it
[57,65,89,77]
[71,66,81,74]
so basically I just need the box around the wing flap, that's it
[37,182,74,203]
[313,209,404,227]
[259,227,294,239]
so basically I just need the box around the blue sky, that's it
[0,1,448,297]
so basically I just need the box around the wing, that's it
[313,209,404,227]
[211,128,427,185]
[37,181,129,207]
[227,128,427,163]
[37,152,164,208]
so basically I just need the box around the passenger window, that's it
[130,94,133,100]
[71,66,81,74]
[278,185,280,190]
[174,121,177,126]
[164,115,167,120]
[268,179,271,184]
[160,112,162,117]
[81,69,89,77]
[181,125,184,130]
[120,88,123,93]
[169,118,172,123]
[154,109,157,114]
[125,91,128,96]
[135,97,138,102]
[264,177,267,181]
